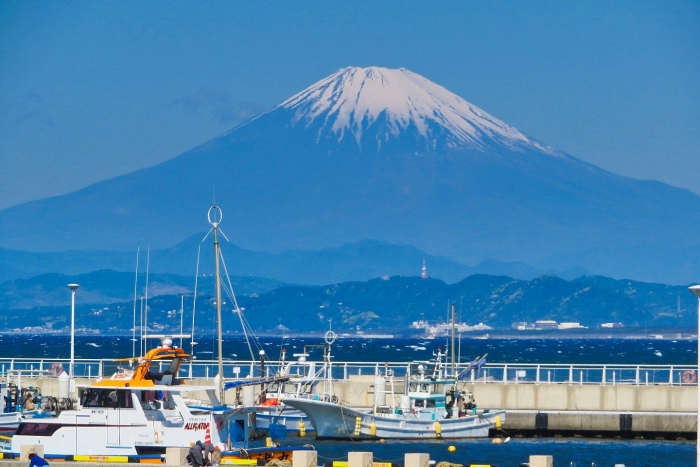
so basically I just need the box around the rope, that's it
[436,462,463,467]
[265,460,291,466]
[374,456,404,463]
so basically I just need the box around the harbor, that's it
[0,331,696,466]
[3,357,697,440]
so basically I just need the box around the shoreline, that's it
[0,327,695,340]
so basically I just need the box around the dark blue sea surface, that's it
[274,437,696,467]
[0,335,694,365]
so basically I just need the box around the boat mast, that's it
[190,244,201,378]
[132,247,139,361]
[143,247,150,355]
[451,303,456,379]
[209,205,225,403]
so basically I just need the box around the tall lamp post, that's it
[689,284,700,467]
[68,284,79,379]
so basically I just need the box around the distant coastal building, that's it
[514,320,587,331]
[410,320,491,337]
[601,322,624,328]
[421,259,428,279]
[535,320,558,330]
[558,322,587,330]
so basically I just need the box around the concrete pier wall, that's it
[470,383,696,413]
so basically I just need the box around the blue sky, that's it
[1,1,698,210]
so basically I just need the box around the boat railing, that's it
[0,358,696,386]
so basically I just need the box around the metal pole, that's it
[209,206,225,404]
[688,284,700,467]
[68,284,79,379]
[451,304,456,378]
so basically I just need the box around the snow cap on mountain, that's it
[273,66,559,155]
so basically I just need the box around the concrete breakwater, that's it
[18,376,698,440]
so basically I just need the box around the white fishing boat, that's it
[285,309,505,440]
[9,340,308,462]
[254,351,323,434]
[285,357,504,440]
[9,339,251,458]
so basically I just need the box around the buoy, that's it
[447,446,456,452]
[265,437,272,448]
[370,422,376,436]
[50,362,63,376]
[682,370,696,384]
[435,421,442,439]
[492,438,503,444]
[354,416,361,436]
[495,415,502,429]
[298,420,306,437]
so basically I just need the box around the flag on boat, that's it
[458,354,487,380]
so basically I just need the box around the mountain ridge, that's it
[1,271,694,333]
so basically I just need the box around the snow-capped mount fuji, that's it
[254,66,561,156]
[1,66,700,284]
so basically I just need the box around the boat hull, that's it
[284,398,504,440]
[254,407,315,432]
[0,412,22,435]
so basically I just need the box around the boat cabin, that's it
[78,387,176,411]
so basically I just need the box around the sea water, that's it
[0,334,696,466]
[0,335,694,365]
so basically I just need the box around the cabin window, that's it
[118,390,133,408]
[414,398,436,408]
[16,423,62,436]
[165,358,181,375]
[267,382,281,392]
[82,388,122,408]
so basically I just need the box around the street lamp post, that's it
[68,284,79,379]
[689,284,700,467]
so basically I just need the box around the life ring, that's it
[50,363,64,376]
[215,417,225,431]
[682,370,696,384]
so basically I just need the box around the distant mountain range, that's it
[0,237,586,285]
[2,270,694,334]
[1,66,699,285]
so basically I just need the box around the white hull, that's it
[0,412,22,435]
[254,407,314,432]
[11,390,239,456]
[284,398,504,440]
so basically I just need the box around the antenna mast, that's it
[209,205,225,403]
[451,303,456,378]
